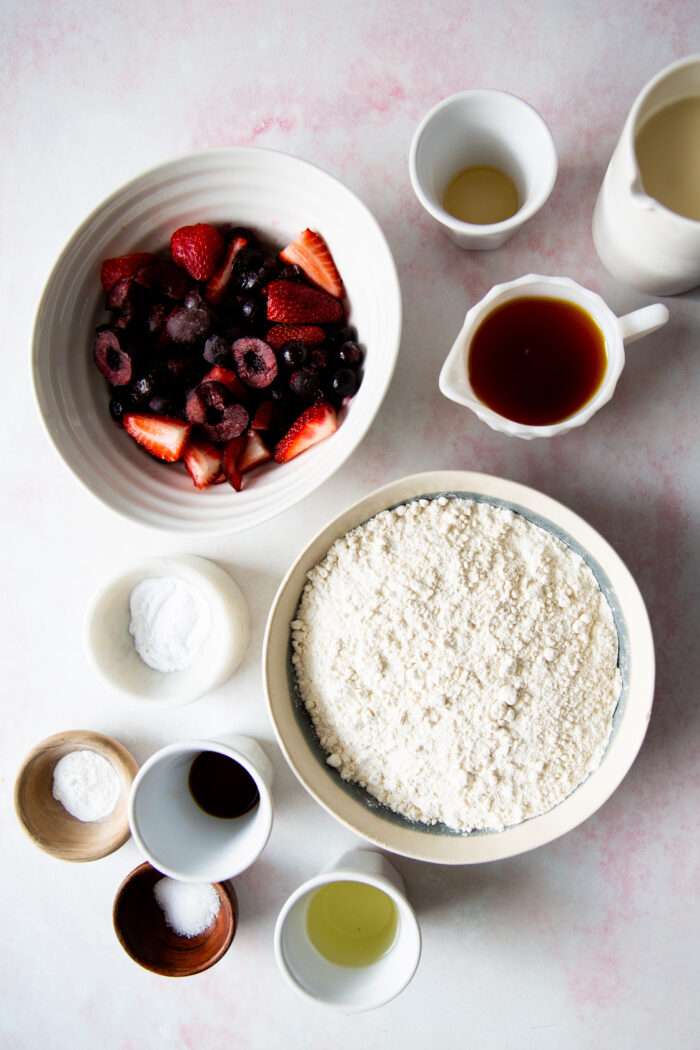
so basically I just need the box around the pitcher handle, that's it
[618,303,669,345]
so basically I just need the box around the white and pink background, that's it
[1,2,698,1047]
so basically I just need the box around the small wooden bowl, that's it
[113,862,238,976]
[14,730,139,862]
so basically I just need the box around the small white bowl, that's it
[129,735,274,881]
[32,147,402,535]
[263,470,655,864]
[86,554,249,708]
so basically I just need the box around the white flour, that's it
[291,497,621,832]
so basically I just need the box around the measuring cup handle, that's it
[618,303,669,344]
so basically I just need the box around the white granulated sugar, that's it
[153,877,220,938]
[291,497,621,832]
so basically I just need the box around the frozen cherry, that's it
[165,303,211,345]
[185,381,249,442]
[232,337,278,389]
[203,334,234,368]
[93,328,135,386]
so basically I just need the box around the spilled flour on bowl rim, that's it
[291,497,621,832]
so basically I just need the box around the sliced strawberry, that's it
[267,280,344,324]
[279,229,343,297]
[222,435,246,491]
[238,430,272,473]
[182,437,222,489]
[202,365,249,402]
[265,324,326,351]
[171,223,224,282]
[273,402,337,463]
[100,252,155,292]
[123,413,191,463]
[250,401,276,431]
[205,235,247,306]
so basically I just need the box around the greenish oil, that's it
[305,880,399,968]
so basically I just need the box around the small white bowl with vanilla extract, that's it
[409,89,558,249]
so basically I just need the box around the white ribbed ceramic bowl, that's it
[32,148,401,535]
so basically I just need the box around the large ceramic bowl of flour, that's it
[263,471,654,864]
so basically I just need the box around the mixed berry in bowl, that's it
[93,224,364,491]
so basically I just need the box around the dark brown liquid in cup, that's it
[468,297,607,425]
[188,751,260,819]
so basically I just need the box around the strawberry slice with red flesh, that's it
[182,437,222,489]
[205,235,247,306]
[238,430,272,473]
[202,365,249,402]
[273,402,338,463]
[265,324,326,350]
[100,253,155,292]
[267,280,344,324]
[250,401,276,431]
[279,229,343,298]
[222,436,246,491]
[123,413,191,463]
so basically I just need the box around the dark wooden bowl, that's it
[113,862,238,976]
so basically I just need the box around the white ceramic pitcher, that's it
[593,54,700,295]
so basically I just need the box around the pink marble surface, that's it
[1,2,698,1047]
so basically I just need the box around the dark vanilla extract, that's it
[468,297,608,425]
[188,750,260,819]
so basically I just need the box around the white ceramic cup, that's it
[439,274,669,438]
[128,735,273,881]
[274,849,421,1012]
[409,89,557,249]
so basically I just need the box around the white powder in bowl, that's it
[291,497,622,833]
[153,877,221,937]
[129,576,211,673]
[52,749,121,822]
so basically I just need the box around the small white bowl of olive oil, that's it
[274,848,421,1012]
[409,89,557,249]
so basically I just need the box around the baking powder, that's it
[129,576,211,673]
[291,497,621,832]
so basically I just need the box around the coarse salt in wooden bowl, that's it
[14,730,139,862]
